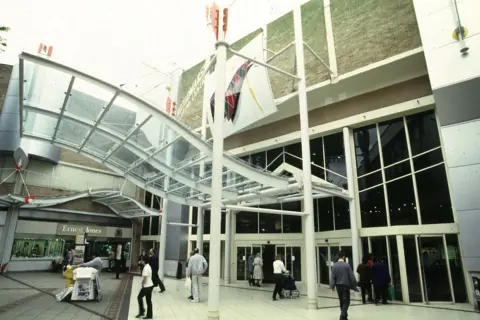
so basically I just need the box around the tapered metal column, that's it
[293,5,318,310]
[343,127,360,271]
[159,83,176,282]
[223,209,231,284]
[207,8,227,319]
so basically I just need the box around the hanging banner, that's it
[205,32,277,138]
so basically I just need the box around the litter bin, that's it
[176,262,182,279]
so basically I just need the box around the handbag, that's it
[388,284,395,301]
[185,277,192,294]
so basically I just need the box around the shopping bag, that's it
[388,284,395,301]
[185,277,192,294]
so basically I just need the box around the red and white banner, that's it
[38,43,53,57]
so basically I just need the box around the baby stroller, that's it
[281,273,300,298]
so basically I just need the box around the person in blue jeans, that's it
[330,251,358,320]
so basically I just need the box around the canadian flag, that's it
[38,43,53,57]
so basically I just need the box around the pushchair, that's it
[281,273,300,298]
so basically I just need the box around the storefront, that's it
[9,220,132,272]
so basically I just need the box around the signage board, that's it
[56,224,106,237]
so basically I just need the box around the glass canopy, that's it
[0,188,157,218]
[18,52,349,208]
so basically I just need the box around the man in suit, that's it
[330,251,358,320]
[371,257,391,305]
[149,248,166,293]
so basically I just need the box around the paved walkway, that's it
[127,278,478,320]
[0,271,130,320]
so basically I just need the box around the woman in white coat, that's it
[252,253,263,287]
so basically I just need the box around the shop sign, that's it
[56,224,106,237]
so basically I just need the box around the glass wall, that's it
[11,237,65,258]
[236,201,302,234]
[354,110,454,228]
[313,197,350,232]
[142,191,162,236]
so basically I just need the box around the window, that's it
[191,207,198,235]
[282,201,302,233]
[259,204,282,233]
[151,216,160,235]
[355,110,453,228]
[310,137,325,179]
[415,164,454,224]
[152,195,161,210]
[324,132,347,188]
[317,197,334,231]
[354,125,381,176]
[359,186,388,228]
[266,147,283,172]
[11,237,65,258]
[284,142,302,170]
[236,211,258,233]
[142,217,150,235]
[387,175,418,225]
[144,191,152,207]
[251,151,266,170]
[203,210,211,234]
[333,197,350,230]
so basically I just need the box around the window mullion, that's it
[376,123,391,226]
[403,116,422,225]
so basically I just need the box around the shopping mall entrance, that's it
[236,244,302,283]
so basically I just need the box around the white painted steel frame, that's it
[293,5,318,310]
[52,76,75,141]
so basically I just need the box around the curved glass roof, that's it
[18,52,349,208]
[0,188,157,218]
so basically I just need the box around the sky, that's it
[0,0,307,97]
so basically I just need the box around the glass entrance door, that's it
[317,244,340,285]
[275,245,302,281]
[236,246,253,281]
[417,235,454,303]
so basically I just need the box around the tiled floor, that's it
[127,277,479,319]
[0,271,128,320]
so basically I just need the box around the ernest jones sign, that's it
[56,224,106,237]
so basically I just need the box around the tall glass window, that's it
[355,110,454,228]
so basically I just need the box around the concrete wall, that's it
[413,0,480,272]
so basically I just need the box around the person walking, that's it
[272,254,287,301]
[247,254,255,286]
[136,255,153,319]
[252,253,263,287]
[356,257,373,304]
[371,257,391,305]
[149,249,166,293]
[115,245,123,279]
[186,248,208,303]
[330,251,358,320]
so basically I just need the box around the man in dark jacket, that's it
[371,257,391,304]
[330,251,358,320]
[149,249,166,293]
[356,257,373,304]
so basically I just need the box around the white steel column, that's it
[159,81,175,282]
[207,6,227,319]
[396,235,410,303]
[343,127,360,270]
[224,209,231,284]
[293,5,318,310]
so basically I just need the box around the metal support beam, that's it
[173,155,208,173]
[266,41,295,63]
[303,42,334,74]
[167,222,198,227]
[79,91,119,151]
[225,205,305,216]
[228,48,300,80]
[53,76,75,141]
[103,115,152,163]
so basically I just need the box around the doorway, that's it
[275,245,302,281]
